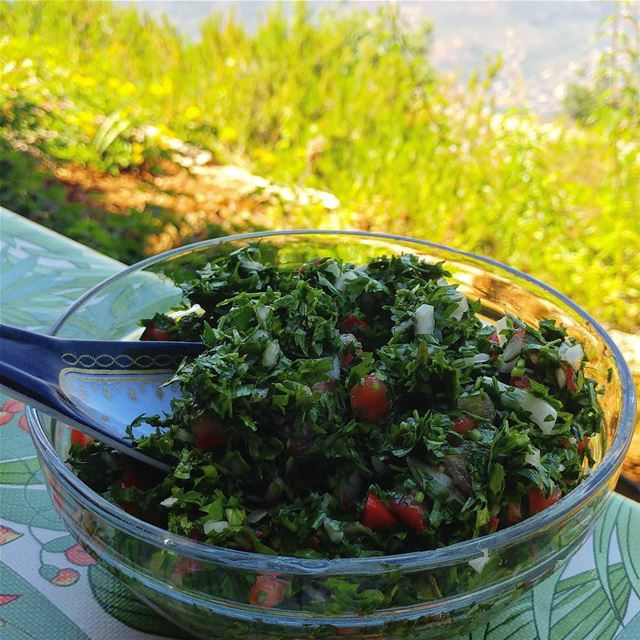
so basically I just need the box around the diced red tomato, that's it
[339,314,369,336]
[249,574,288,607]
[362,492,397,530]
[349,374,391,422]
[577,437,590,457]
[561,363,576,392]
[390,499,427,532]
[506,501,522,524]
[192,413,226,449]
[528,487,562,515]
[452,415,478,434]
[510,375,532,389]
[121,467,138,489]
[341,353,354,367]
[140,323,171,341]
[70,429,94,447]
[559,438,570,449]
[340,333,362,368]
[489,516,500,532]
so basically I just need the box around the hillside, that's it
[1,0,638,334]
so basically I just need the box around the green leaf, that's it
[617,611,640,640]
[0,458,43,485]
[39,564,59,581]
[478,588,537,639]
[0,485,67,531]
[551,563,630,640]
[0,562,88,639]
[43,535,76,553]
[617,500,640,600]
[531,567,563,640]
[593,496,624,622]
[88,564,188,638]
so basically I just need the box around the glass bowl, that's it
[27,231,636,639]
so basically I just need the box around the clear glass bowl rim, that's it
[27,229,637,575]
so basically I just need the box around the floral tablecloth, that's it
[0,205,639,640]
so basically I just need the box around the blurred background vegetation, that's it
[0,0,638,336]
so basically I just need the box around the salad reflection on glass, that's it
[68,246,604,568]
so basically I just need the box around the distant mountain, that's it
[125,1,614,114]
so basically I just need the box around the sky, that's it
[128,1,615,114]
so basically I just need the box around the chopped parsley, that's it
[69,246,604,560]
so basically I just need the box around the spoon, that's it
[0,324,205,471]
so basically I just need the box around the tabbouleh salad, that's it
[69,246,604,563]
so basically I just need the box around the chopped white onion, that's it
[451,294,469,321]
[424,464,454,490]
[462,353,491,367]
[392,319,413,335]
[262,340,281,368]
[247,509,268,524]
[407,457,453,490]
[204,520,229,535]
[328,356,341,380]
[323,518,345,544]
[256,306,270,326]
[242,259,264,271]
[494,316,509,346]
[414,304,435,336]
[253,387,269,400]
[437,277,449,287]
[525,448,541,468]
[560,343,584,369]
[468,549,490,573]
[502,330,524,363]
[482,377,557,434]
[334,268,360,291]
[325,261,341,279]
[555,367,567,389]
[160,496,178,508]
[170,304,204,320]
[516,393,557,434]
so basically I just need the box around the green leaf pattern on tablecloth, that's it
[617,611,640,640]
[0,562,88,639]
[532,568,563,640]
[550,564,631,640]
[42,535,76,554]
[617,505,640,600]
[594,496,625,623]
[0,457,43,485]
[1,207,639,639]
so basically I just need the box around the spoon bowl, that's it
[0,324,203,470]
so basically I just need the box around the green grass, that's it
[0,0,638,332]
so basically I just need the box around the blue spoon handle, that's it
[0,324,204,471]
